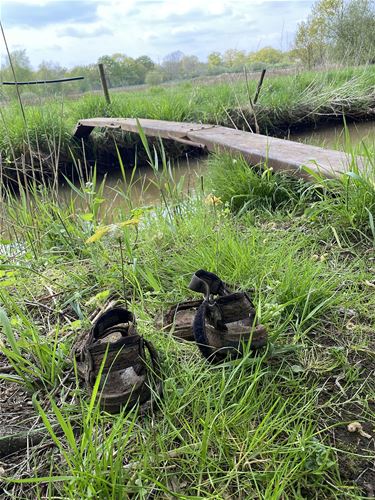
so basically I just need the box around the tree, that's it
[223,49,247,67]
[36,61,66,83]
[329,0,375,64]
[145,69,165,85]
[134,56,155,83]
[136,55,155,72]
[1,49,33,82]
[294,21,317,68]
[67,64,99,92]
[207,52,222,67]
[162,51,184,80]
[32,61,67,94]
[97,53,153,87]
[120,56,144,85]
[97,54,122,87]
[180,55,201,78]
[294,0,375,67]
[251,47,283,64]
[294,0,342,67]
[163,51,184,63]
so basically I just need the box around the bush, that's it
[145,69,165,86]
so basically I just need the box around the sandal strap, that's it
[188,270,230,298]
[192,301,226,363]
[142,338,163,398]
[210,293,256,327]
[164,299,203,326]
[90,307,136,343]
[84,334,145,384]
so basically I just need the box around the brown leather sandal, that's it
[76,307,162,413]
[160,270,267,361]
[189,270,268,363]
[160,271,233,340]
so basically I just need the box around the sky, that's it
[0,0,314,69]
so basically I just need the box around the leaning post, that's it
[253,68,266,104]
[98,63,111,105]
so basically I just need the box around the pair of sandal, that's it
[76,270,267,414]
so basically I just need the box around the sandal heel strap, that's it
[188,269,227,296]
[215,293,256,323]
[91,308,136,342]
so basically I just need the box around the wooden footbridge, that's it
[73,118,365,179]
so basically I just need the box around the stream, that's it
[59,120,375,211]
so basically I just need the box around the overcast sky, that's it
[0,0,314,68]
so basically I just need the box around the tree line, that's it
[0,46,293,97]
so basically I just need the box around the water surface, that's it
[289,121,375,149]
[58,158,204,217]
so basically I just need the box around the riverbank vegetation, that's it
[1,64,374,183]
[295,0,375,68]
[0,132,374,496]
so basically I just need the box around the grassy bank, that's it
[0,137,374,497]
[1,65,374,181]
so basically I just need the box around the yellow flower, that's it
[205,193,222,206]
[86,218,140,244]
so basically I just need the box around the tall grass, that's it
[207,144,375,244]
[0,128,374,498]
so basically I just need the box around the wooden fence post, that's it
[98,63,111,105]
[253,68,266,105]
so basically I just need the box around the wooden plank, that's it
[187,127,363,179]
[72,118,365,179]
[73,118,215,140]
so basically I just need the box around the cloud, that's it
[59,25,113,38]
[34,43,63,54]
[2,1,100,28]
[1,0,315,67]
[137,0,163,4]
[127,7,141,16]
[162,6,232,25]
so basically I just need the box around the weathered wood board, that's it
[73,118,365,179]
